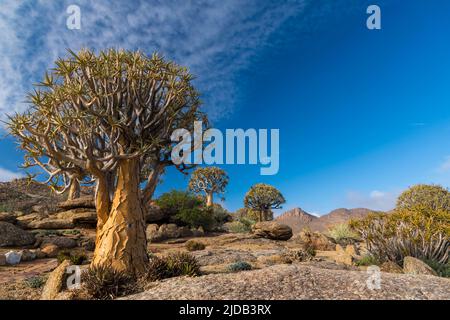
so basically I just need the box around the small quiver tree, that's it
[244,183,285,222]
[188,167,229,207]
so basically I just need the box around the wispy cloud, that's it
[0,167,23,182]
[0,0,306,122]
[346,189,397,211]
[437,156,450,173]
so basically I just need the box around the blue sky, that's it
[1,0,450,215]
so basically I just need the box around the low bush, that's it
[327,223,359,245]
[175,207,215,231]
[156,190,219,230]
[146,252,201,282]
[62,229,81,235]
[211,205,232,226]
[33,230,63,237]
[350,206,449,267]
[156,190,203,217]
[146,256,172,281]
[0,204,12,212]
[24,276,46,289]
[185,240,206,251]
[227,221,251,233]
[227,261,252,272]
[57,250,87,265]
[83,265,137,300]
[355,254,380,267]
[424,259,450,278]
[166,252,201,277]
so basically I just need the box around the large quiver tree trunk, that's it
[92,158,148,276]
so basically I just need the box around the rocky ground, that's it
[0,179,448,300]
[125,263,450,300]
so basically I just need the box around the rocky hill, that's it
[276,207,374,233]
[275,208,318,233]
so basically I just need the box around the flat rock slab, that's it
[57,197,95,210]
[124,264,450,300]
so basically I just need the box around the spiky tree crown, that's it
[244,183,285,211]
[188,166,229,195]
[8,48,203,192]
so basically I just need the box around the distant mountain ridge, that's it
[276,207,375,233]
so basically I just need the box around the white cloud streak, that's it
[0,0,306,122]
[438,156,450,173]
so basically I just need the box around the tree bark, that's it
[95,176,111,235]
[67,178,80,200]
[263,209,270,221]
[92,158,148,276]
[142,162,164,207]
[206,192,213,207]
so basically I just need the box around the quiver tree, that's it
[188,167,229,207]
[8,48,203,275]
[244,183,285,222]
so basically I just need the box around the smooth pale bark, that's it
[67,179,80,200]
[92,158,148,276]
[206,192,213,207]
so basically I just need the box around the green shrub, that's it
[62,229,81,235]
[211,205,232,226]
[83,265,137,300]
[350,206,449,266]
[32,230,63,237]
[57,250,87,265]
[227,216,255,233]
[327,223,359,244]
[156,190,217,230]
[24,276,46,289]
[146,252,201,282]
[227,261,252,272]
[0,204,12,212]
[355,255,380,267]
[227,221,250,233]
[424,259,450,278]
[185,240,206,251]
[156,190,203,217]
[175,207,215,231]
